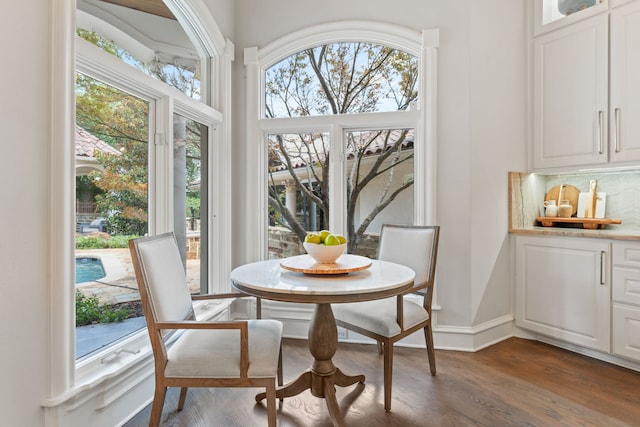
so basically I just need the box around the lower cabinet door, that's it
[515,236,611,352]
[613,303,640,362]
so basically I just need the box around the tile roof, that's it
[75,126,121,158]
[269,128,413,172]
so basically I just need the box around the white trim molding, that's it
[164,0,226,58]
[49,0,77,401]
[258,20,430,66]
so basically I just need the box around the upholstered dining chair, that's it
[332,224,440,411]
[129,232,283,427]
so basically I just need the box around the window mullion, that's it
[151,96,173,235]
[329,122,346,235]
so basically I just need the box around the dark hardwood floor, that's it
[124,337,640,426]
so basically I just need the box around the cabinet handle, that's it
[614,108,621,153]
[598,110,604,154]
[600,251,606,285]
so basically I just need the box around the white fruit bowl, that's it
[303,242,347,264]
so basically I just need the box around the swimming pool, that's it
[76,257,106,284]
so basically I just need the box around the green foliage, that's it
[186,195,201,217]
[76,175,103,203]
[76,235,139,249]
[75,291,131,326]
[76,292,101,326]
[76,74,150,235]
[76,29,122,58]
[75,236,108,249]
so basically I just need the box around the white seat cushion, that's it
[164,319,282,378]
[333,298,428,338]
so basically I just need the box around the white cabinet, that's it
[609,1,640,164]
[532,14,609,169]
[612,241,640,361]
[515,235,610,352]
[532,1,640,170]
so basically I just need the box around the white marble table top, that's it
[231,257,415,304]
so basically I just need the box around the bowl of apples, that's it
[303,230,347,264]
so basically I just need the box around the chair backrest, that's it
[129,233,195,343]
[377,224,440,295]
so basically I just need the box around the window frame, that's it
[46,0,233,404]
[244,22,439,261]
[73,35,223,380]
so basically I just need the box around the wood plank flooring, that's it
[124,337,640,426]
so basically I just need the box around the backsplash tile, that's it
[510,171,640,231]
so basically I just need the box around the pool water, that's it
[76,257,106,284]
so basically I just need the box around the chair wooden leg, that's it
[376,341,383,355]
[383,341,393,411]
[265,378,277,427]
[149,386,167,427]
[424,323,436,375]
[277,346,283,386]
[177,387,188,411]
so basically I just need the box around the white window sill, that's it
[42,299,233,409]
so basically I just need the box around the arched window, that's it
[245,22,439,260]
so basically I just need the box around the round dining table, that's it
[230,254,415,427]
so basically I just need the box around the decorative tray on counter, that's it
[536,217,622,230]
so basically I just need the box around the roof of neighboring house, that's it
[269,128,414,172]
[75,126,121,157]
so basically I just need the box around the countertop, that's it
[509,225,640,241]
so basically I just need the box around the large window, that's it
[47,1,232,419]
[73,35,221,371]
[247,24,439,260]
[71,1,227,362]
[74,70,211,359]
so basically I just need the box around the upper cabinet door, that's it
[609,1,640,164]
[532,14,608,170]
[533,0,609,36]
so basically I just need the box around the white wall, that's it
[201,0,235,41]
[468,2,527,325]
[232,0,527,338]
[0,0,50,425]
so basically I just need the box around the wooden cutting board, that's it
[544,184,580,216]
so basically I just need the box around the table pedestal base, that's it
[255,303,365,427]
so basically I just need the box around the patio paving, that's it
[75,248,201,305]
[75,247,201,358]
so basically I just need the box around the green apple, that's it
[305,233,322,244]
[324,234,340,246]
[319,229,331,243]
